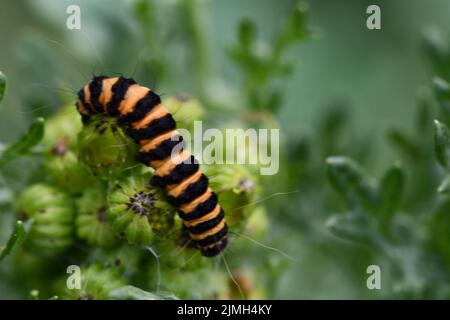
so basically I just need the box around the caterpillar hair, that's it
[76,76,228,257]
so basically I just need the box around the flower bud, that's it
[108,174,176,245]
[243,205,269,239]
[16,184,74,255]
[157,267,230,299]
[75,186,118,248]
[78,115,137,178]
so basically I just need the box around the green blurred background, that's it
[1,0,450,299]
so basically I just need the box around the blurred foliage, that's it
[1,0,450,300]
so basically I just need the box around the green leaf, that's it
[238,17,256,49]
[109,285,179,300]
[29,290,39,300]
[422,28,450,78]
[429,199,450,267]
[287,2,309,40]
[437,173,450,194]
[379,163,405,219]
[0,220,29,261]
[433,119,450,169]
[387,129,419,159]
[0,71,5,105]
[0,117,45,167]
[326,213,374,245]
[433,77,450,118]
[326,156,377,212]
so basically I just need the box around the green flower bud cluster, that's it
[44,140,95,194]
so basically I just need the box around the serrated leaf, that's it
[0,220,29,261]
[379,163,405,219]
[0,71,5,105]
[326,213,374,244]
[433,119,450,169]
[0,117,45,167]
[326,156,377,212]
[109,285,179,300]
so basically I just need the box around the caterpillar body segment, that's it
[76,76,227,257]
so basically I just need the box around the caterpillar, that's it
[76,76,228,257]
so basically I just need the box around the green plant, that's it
[0,1,309,300]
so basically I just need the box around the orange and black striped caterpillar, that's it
[76,76,227,257]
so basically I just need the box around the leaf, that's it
[387,129,419,159]
[319,102,349,154]
[29,290,39,300]
[326,213,374,245]
[326,156,377,212]
[379,163,405,219]
[416,88,434,132]
[433,77,450,117]
[433,119,450,169]
[0,71,5,105]
[0,220,29,261]
[274,2,309,56]
[429,199,450,267]
[109,286,179,300]
[0,117,45,167]
[437,173,450,194]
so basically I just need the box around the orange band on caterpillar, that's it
[76,76,227,257]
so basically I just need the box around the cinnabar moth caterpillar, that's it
[76,76,227,257]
